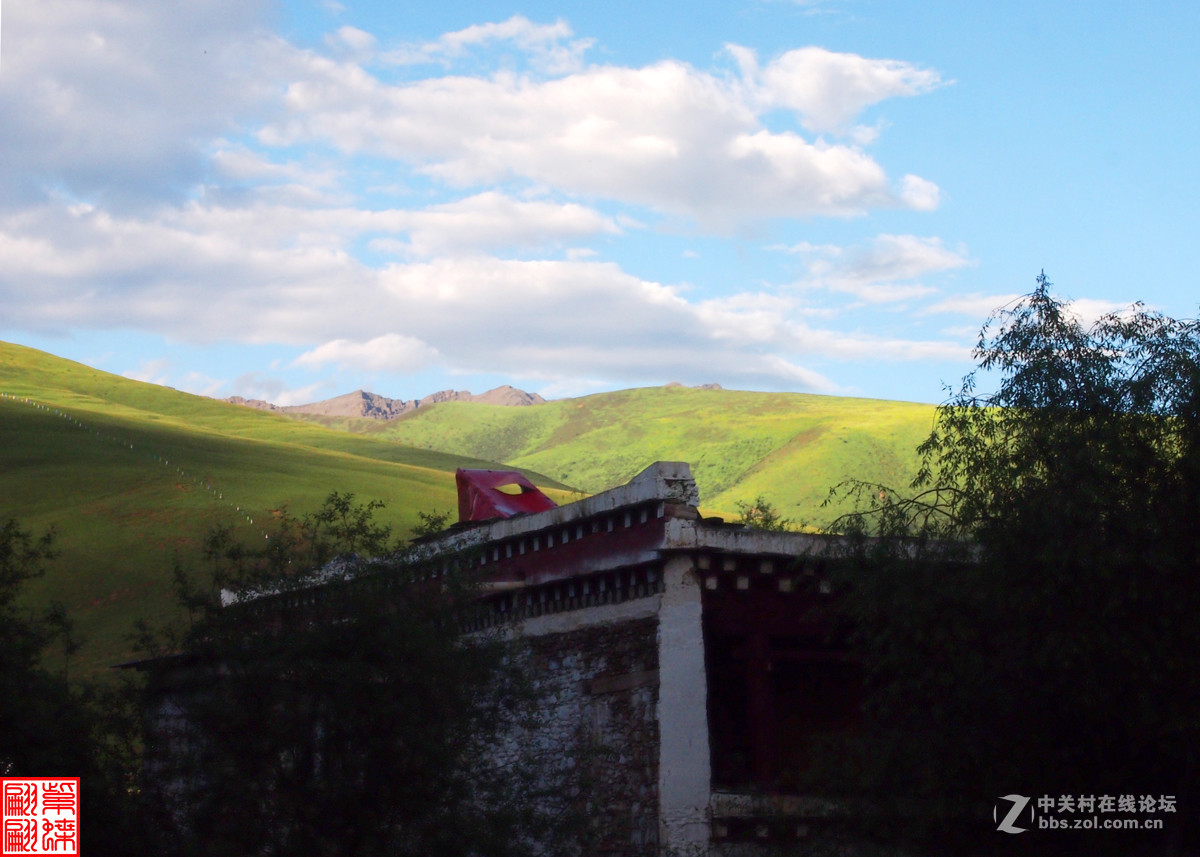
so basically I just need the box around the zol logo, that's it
[1,778,80,856]
[995,794,1034,834]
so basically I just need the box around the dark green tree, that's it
[0,518,69,776]
[139,493,575,857]
[0,519,147,855]
[825,274,1200,855]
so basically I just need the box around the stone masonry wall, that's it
[502,609,661,856]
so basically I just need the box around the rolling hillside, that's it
[289,385,939,526]
[0,341,568,676]
[2,339,939,676]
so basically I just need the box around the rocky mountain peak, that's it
[224,384,546,420]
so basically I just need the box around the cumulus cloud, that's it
[0,202,375,338]
[899,174,942,211]
[734,46,946,135]
[0,201,964,392]
[124,357,173,386]
[0,0,279,210]
[1064,298,1140,326]
[324,26,378,61]
[0,9,966,397]
[179,371,227,398]
[294,334,440,373]
[231,373,333,407]
[384,15,594,74]
[260,41,942,225]
[367,193,622,258]
[922,293,1137,339]
[4,8,944,226]
[125,359,225,397]
[208,142,345,202]
[789,234,972,302]
[922,293,1024,319]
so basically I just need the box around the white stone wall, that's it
[493,596,665,856]
[656,554,712,855]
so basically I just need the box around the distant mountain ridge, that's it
[271,383,933,525]
[1,335,932,676]
[227,385,546,420]
[0,340,571,676]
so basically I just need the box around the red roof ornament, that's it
[456,469,558,522]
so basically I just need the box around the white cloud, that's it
[790,234,972,302]
[294,334,440,373]
[839,234,971,283]
[1065,298,1136,326]
[0,200,967,392]
[124,357,173,386]
[384,15,594,74]
[324,26,377,61]
[261,40,941,225]
[899,174,942,211]
[437,16,573,53]
[848,122,884,146]
[531,377,613,400]
[367,193,622,258]
[180,371,227,398]
[0,10,962,398]
[939,324,982,340]
[922,293,1024,318]
[742,45,945,134]
[3,9,944,227]
[231,373,333,407]
[922,293,1136,338]
[208,142,343,195]
[0,0,279,210]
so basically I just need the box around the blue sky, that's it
[2,1,1197,405]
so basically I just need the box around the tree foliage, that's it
[826,274,1200,854]
[0,519,147,854]
[0,518,72,779]
[139,493,573,857]
[411,508,453,539]
[735,494,793,531]
[0,519,65,680]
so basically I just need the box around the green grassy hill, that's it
[2,339,940,676]
[0,342,568,677]
[292,385,938,526]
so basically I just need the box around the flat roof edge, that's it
[419,462,698,556]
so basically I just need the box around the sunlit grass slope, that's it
[0,342,567,676]
[300,385,938,526]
